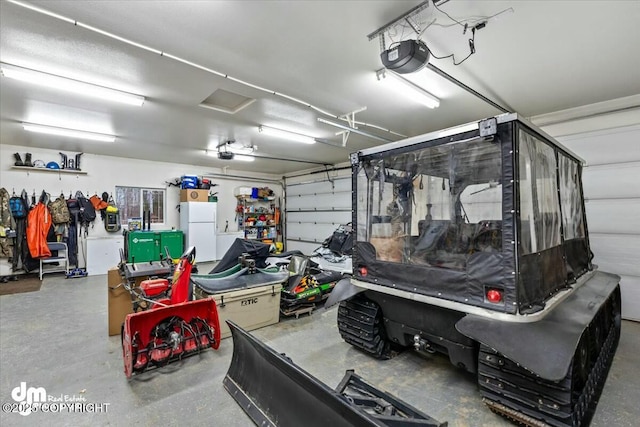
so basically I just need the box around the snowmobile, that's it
[279,255,344,316]
[121,246,221,378]
[327,114,621,427]
[208,238,343,316]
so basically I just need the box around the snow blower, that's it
[121,246,221,378]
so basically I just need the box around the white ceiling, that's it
[1,0,639,175]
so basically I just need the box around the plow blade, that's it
[224,321,446,427]
[122,298,220,378]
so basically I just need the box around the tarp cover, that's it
[209,239,271,273]
[194,270,288,293]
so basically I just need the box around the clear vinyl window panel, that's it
[518,131,562,254]
[115,186,165,224]
[357,138,502,270]
[558,154,585,240]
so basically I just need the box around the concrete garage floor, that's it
[1,272,638,427]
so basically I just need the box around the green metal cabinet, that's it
[159,230,184,259]
[126,230,183,263]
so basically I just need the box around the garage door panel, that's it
[286,193,352,210]
[590,234,640,277]
[286,241,323,255]
[559,125,640,166]
[585,200,640,234]
[287,223,338,242]
[619,275,640,321]
[287,211,352,225]
[582,163,640,199]
[287,178,351,196]
[285,174,352,255]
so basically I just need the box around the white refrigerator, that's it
[180,202,217,262]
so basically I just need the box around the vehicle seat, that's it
[472,220,502,252]
[414,220,449,252]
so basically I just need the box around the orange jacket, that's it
[27,203,52,258]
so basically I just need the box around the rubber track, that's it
[478,290,620,427]
[337,295,392,359]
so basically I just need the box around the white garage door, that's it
[284,169,352,255]
[558,124,640,321]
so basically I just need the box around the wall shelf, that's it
[237,195,279,241]
[11,166,87,175]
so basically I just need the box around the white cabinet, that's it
[87,236,124,276]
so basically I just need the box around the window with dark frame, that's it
[115,186,165,224]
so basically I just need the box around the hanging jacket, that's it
[0,187,13,258]
[27,201,51,258]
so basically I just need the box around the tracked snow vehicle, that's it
[331,113,621,427]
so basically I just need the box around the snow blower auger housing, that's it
[329,113,621,427]
[122,246,221,378]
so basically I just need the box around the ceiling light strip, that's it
[206,149,255,162]
[1,63,145,106]
[23,122,116,142]
[7,0,406,141]
[259,126,316,145]
[233,154,255,162]
[377,69,440,109]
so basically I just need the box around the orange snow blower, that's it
[121,246,221,378]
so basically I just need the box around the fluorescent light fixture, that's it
[1,62,145,106]
[376,69,440,109]
[258,125,316,144]
[225,144,257,155]
[23,123,116,142]
[232,154,255,162]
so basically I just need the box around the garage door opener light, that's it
[23,123,116,142]
[1,62,145,106]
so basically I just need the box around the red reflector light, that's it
[359,266,367,276]
[486,289,503,304]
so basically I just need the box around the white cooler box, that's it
[195,282,282,339]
